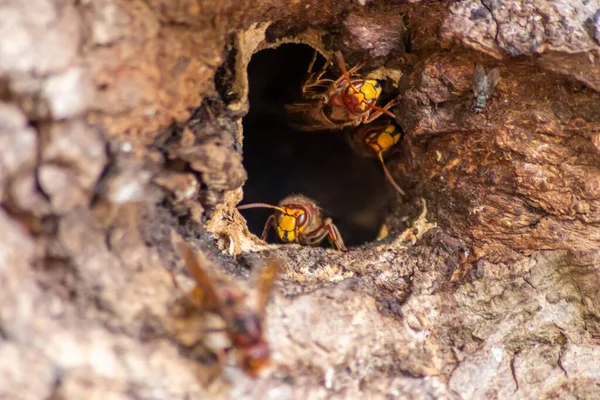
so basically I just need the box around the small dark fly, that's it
[472,64,501,113]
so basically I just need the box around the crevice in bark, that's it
[240,43,398,247]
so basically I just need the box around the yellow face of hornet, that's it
[346,79,383,113]
[275,207,307,243]
[365,124,401,155]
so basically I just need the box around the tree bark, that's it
[1,1,599,399]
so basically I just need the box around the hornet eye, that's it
[297,213,307,226]
[275,211,283,223]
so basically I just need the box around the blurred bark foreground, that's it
[1,0,599,399]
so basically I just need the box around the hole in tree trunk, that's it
[240,43,398,248]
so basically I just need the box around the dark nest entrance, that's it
[240,44,398,247]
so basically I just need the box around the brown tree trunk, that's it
[1,0,599,399]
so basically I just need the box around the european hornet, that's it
[238,194,348,251]
[284,50,397,131]
[472,64,500,113]
[347,120,406,196]
[169,236,281,378]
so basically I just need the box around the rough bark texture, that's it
[1,1,599,399]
